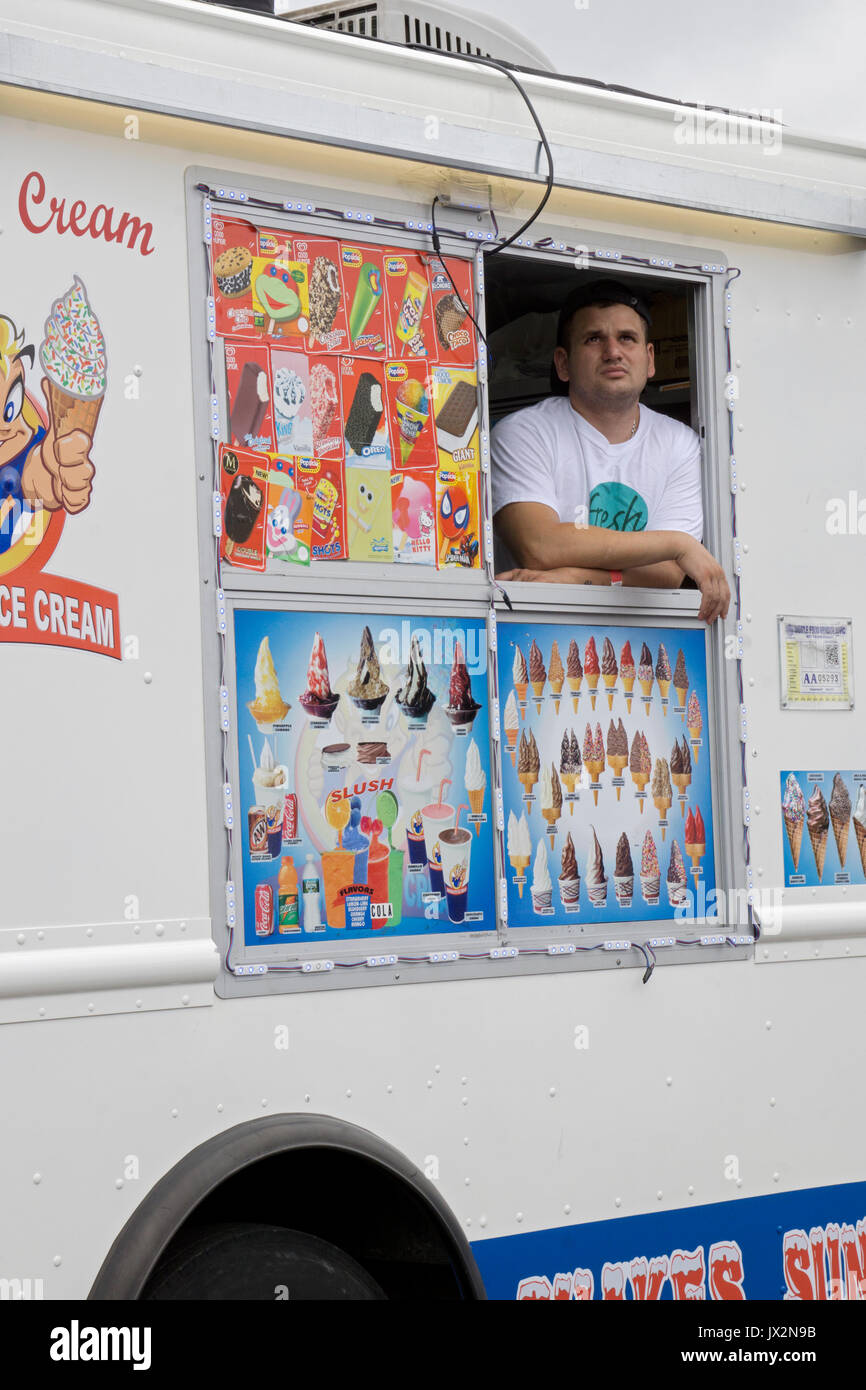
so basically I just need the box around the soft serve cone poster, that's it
[779,769,866,888]
[232,608,496,947]
[497,621,716,929]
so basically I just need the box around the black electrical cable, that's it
[406,44,555,257]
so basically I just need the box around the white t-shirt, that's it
[491,396,703,569]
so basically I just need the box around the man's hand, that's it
[673,536,730,623]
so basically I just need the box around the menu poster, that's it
[780,769,866,888]
[233,609,496,945]
[427,256,476,368]
[432,368,480,470]
[293,455,347,560]
[219,445,269,572]
[341,357,394,467]
[392,468,436,565]
[291,236,350,354]
[383,251,436,361]
[342,244,388,355]
[226,342,274,452]
[264,466,312,568]
[436,467,481,570]
[384,360,437,471]
[346,463,393,562]
[497,622,715,927]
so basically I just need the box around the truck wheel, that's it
[142,1223,386,1300]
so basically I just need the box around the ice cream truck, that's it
[2,0,865,1303]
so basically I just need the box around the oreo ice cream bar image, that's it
[224,472,264,558]
[344,371,385,457]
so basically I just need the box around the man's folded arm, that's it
[495,501,688,576]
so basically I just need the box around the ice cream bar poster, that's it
[780,770,866,888]
[496,621,716,928]
[232,607,497,947]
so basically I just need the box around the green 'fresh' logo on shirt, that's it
[589,482,648,532]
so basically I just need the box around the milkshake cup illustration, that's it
[421,778,455,897]
[400,747,433,867]
[440,825,472,923]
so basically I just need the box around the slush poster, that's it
[497,622,715,927]
[233,609,496,947]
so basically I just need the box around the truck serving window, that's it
[188,172,749,998]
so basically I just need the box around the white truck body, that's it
[1,0,865,1301]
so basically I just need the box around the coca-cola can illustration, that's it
[283,792,298,842]
[254,882,274,936]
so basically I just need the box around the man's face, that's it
[553,303,654,409]
[0,360,33,467]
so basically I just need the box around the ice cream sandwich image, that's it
[435,378,478,452]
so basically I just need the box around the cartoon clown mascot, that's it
[0,278,104,573]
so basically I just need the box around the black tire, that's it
[142,1223,386,1301]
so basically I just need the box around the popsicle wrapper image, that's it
[252,228,310,341]
[341,357,393,466]
[346,463,394,562]
[308,356,344,459]
[427,256,476,367]
[391,468,436,565]
[225,341,274,452]
[270,348,313,456]
[432,369,480,469]
[211,217,260,338]
[384,251,436,360]
[384,360,437,470]
[292,236,349,353]
[293,456,347,559]
[264,468,312,568]
[219,445,268,571]
[436,467,481,570]
[342,244,389,354]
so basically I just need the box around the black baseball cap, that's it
[557,279,653,346]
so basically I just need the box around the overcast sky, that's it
[451,0,866,143]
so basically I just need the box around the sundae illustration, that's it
[247,636,290,732]
[347,625,389,712]
[559,831,580,909]
[300,631,340,722]
[640,831,660,905]
[586,827,608,907]
[396,634,435,720]
[530,839,553,914]
[667,840,688,906]
[444,641,480,727]
[614,832,634,907]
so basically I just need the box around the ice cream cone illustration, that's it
[636,641,653,712]
[506,726,518,767]
[829,773,851,867]
[619,640,636,714]
[807,786,829,881]
[608,758,627,797]
[671,735,692,809]
[465,739,486,837]
[549,640,565,714]
[529,640,547,714]
[655,644,672,715]
[503,690,519,767]
[584,636,600,709]
[512,643,529,718]
[40,277,107,443]
[507,810,532,898]
[684,808,706,871]
[651,756,672,840]
[561,773,577,809]
[785,817,804,870]
[605,717,629,801]
[542,807,559,849]
[854,790,866,876]
[781,774,806,873]
[629,729,651,812]
[560,727,581,816]
[673,650,689,719]
[585,722,605,806]
[566,638,583,714]
[687,691,702,763]
[540,762,562,850]
[601,637,618,711]
[517,728,540,798]
[632,773,649,809]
